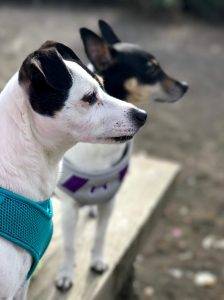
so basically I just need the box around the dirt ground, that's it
[0,5,224,300]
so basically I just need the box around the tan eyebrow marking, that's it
[151,58,159,66]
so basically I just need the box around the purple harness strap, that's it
[62,176,88,193]
[62,165,129,194]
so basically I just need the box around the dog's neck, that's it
[0,73,72,201]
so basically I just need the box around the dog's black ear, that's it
[80,28,116,72]
[40,40,101,85]
[98,20,120,45]
[19,47,73,116]
[40,40,82,64]
[19,47,72,91]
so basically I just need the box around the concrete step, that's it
[28,153,180,300]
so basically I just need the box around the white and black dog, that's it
[0,41,146,299]
[55,20,188,292]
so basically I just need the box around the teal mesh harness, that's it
[0,187,53,279]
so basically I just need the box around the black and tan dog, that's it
[80,20,188,105]
[55,20,188,291]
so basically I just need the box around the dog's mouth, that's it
[154,98,168,103]
[154,94,184,103]
[97,135,134,143]
[112,135,133,142]
[153,81,188,103]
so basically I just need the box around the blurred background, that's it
[0,1,224,299]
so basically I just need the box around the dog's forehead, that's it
[64,60,98,89]
[114,43,154,64]
[114,43,142,52]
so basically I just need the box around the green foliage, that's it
[185,0,224,20]
[150,0,179,9]
[136,0,224,20]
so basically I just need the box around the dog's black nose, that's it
[131,108,147,127]
[180,81,189,94]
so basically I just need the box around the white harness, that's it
[58,142,132,205]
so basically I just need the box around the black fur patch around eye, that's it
[19,48,73,117]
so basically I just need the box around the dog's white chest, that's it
[65,143,126,173]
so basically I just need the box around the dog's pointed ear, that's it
[19,48,72,91]
[98,20,121,45]
[80,28,116,72]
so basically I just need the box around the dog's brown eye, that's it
[147,63,158,75]
[82,91,97,105]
